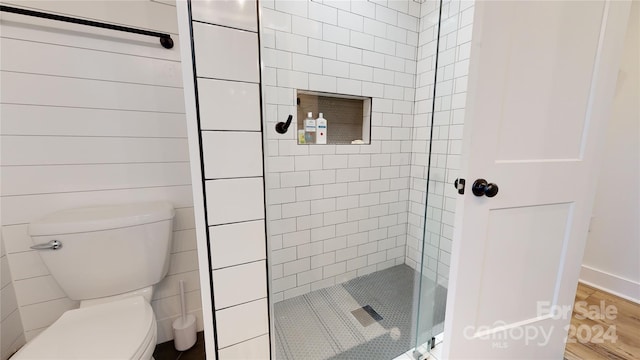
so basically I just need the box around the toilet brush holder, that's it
[172,314,196,351]
[172,280,196,351]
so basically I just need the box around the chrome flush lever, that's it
[30,240,63,250]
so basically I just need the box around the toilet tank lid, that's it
[29,202,175,236]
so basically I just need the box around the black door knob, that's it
[472,179,499,197]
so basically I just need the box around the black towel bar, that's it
[0,5,174,49]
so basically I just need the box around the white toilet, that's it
[13,202,175,360]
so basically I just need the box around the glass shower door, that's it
[412,0,443,351]
[414,0,474,355]
[257,0,473,357]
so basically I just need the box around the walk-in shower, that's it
[260,0,473,358]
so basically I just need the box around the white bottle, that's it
[316,113,327,144]
[304,112,316,144]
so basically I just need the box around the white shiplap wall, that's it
[0,0,202,347]
[0,232,25,360]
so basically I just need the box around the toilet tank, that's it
[29,202,175,301]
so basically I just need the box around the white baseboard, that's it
[579,265,640,304]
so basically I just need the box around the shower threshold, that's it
[394,332,444,360]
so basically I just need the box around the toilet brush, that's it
[172,280,197,351]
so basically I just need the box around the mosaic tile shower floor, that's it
[273,265,447,360]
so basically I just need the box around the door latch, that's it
[454,178,465,195]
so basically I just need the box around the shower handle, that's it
[471,179,499,197]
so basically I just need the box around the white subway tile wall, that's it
[183,0,271,357]
[0,0,203,349]
[263,0,421,301]
[406,0,474,286]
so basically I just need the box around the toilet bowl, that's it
[12,202,175,360]
[14,296,156,359]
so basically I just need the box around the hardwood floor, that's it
[564,283,640,360]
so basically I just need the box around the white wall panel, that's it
[0,12,181,61]
[218,334,270,360]
[197,79,262,131]
[167,250,200,276]
[1,0,179,34]
[18,298,78,333]
[191,0,258,32]
[0,38,183,87]
[152,0,176,6]
[0,2,202,347]
[1,163,191,196]
[2,251,48,281]
[0,301,25,359]
[581,5,640,302]
[202,131,263,179]
[1,283,18,322]
[173,207,196,231]
[212,260,267,309]
[1,137,189,166]
[205,178,265,225]
[215,298,269,348]
[0,254,10,289]
[192,22,260,83]
[172,229,197,253]
[152,289,202,321]
[0,104,187,137]
[209,220,266,269]
[1,72,185,113]
[12,276,66,307]
[154,268,201,299]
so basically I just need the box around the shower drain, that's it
[351,305,383,327]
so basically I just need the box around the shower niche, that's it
[296,90,371,145]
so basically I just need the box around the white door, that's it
[442,1,631,359]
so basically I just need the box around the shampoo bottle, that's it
[304,112,316,144]
[316,113,327,144]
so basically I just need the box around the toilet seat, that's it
[13,296,156,360]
